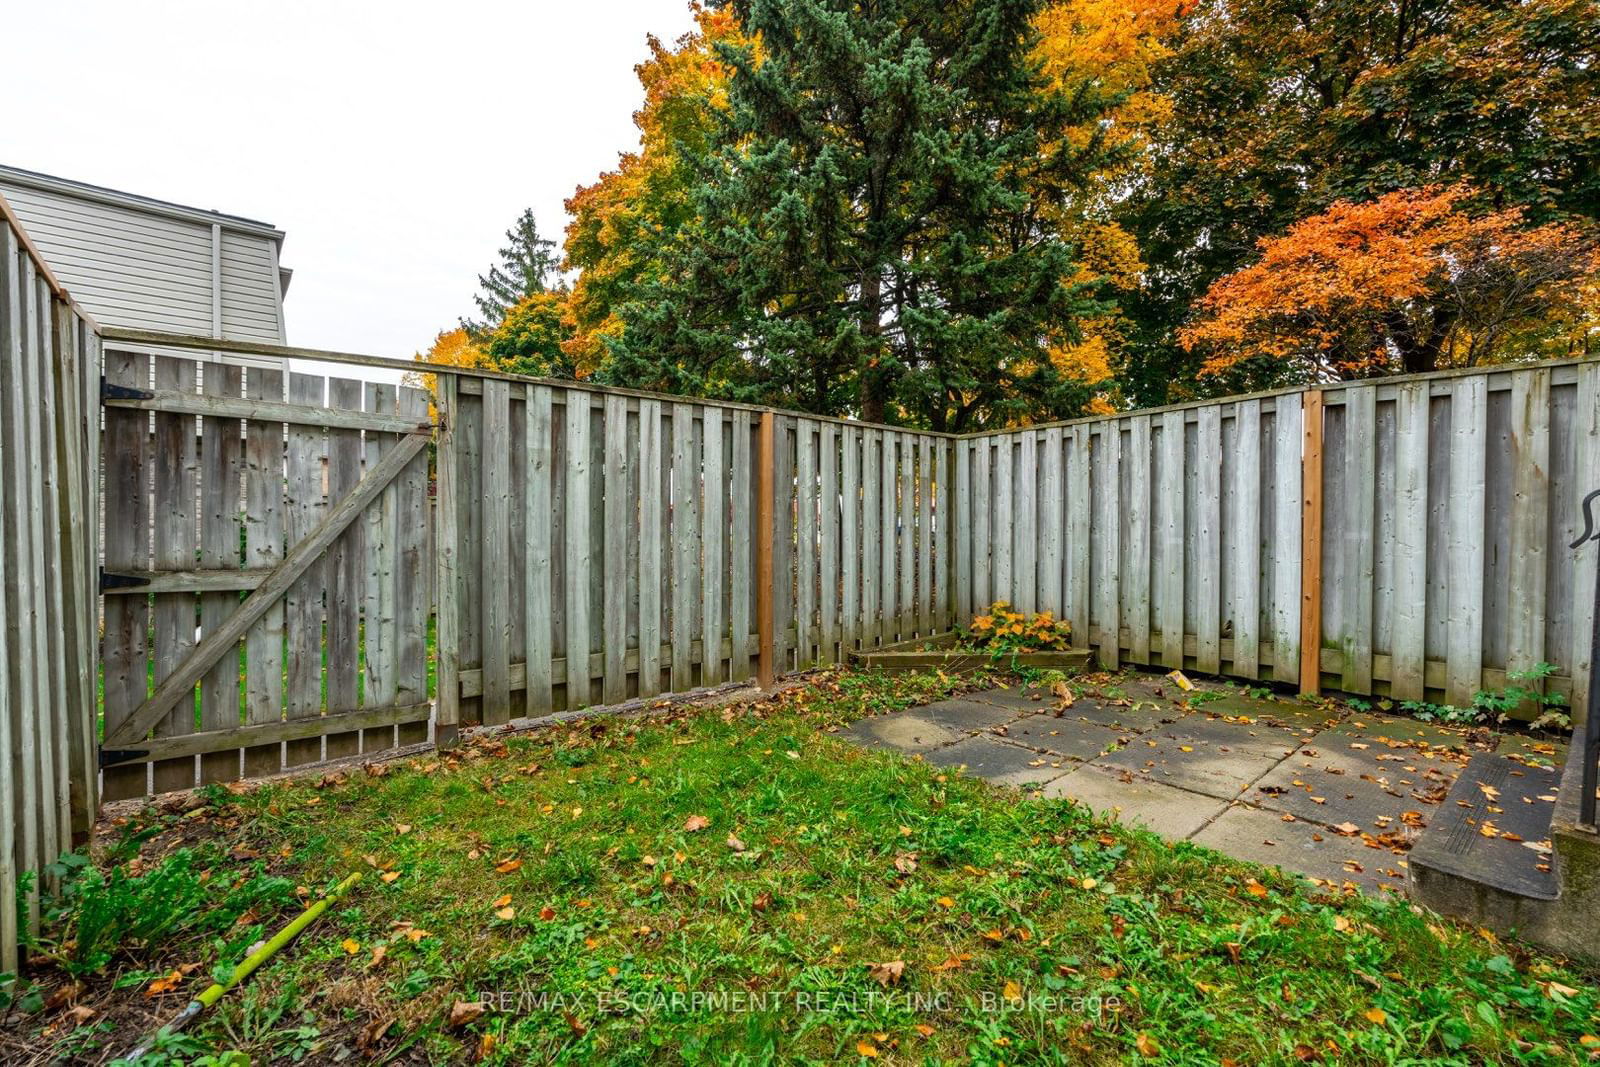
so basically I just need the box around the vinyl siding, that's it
[0,177,286,347]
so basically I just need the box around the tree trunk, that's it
[859,270,886,424]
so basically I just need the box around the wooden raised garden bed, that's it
[849,632,1091,673]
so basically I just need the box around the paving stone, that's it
[1051,697,1176,734]
[1193,692,1344,732]
[1326,713,1473,753]
[1156,712,1307,759]
[1041,766,1229,840]
[1246,739,1463,833]
[922,735,1072,788]
[840,713,963,755]
[967,685,1061,712]
[1492,731,1567,769]
[1090,730,1282,800]
[1191,805,1405,895]
[912,698,1024,733]
[989,713,1122,761]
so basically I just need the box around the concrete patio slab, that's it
[1156,712,1308,759]
[840,712,964,754]
[911,698,1026,733]
[1094,732,1279,800]
[923,735,1071,788]
[1326,713,1472,753]
[1042,765,1229,840]
[1193,692,1343,732]
[1246,752,1446,835]
[989,713,1123,761]
[1050,698,1176,734]
[967,685,1062,712]
[1191,804,1404,895]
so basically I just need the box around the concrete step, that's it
[1408,754,1561,901]
[1409,748,1598,961]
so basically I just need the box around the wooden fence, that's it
[433,380,956,729]
[966,361,1600,718]
[0,198,101,976]
[97,356,435,802]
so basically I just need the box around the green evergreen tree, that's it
[606,0,1121,431]
[465,208,562,336]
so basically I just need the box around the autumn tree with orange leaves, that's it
[1180,186,1600,381]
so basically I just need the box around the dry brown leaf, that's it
[684,814,711,832]
[449,1001,483,1028]
[868,960,906,987]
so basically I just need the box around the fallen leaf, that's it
[868,960,905,987]
[341,938,361,955]
[380,871,400,884]
[495,906,516,921]
[495,858,522,874]
[857,1040,880,1058]
[1364,1008,1387,1025]
[726,833,747,852]
[1003,980,1022,1001]
[1136,1032,1162,1057]
[684,814,710,833]
[449,1001,483,1028]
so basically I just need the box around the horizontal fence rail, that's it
[0,197,101,976]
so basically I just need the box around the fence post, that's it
[434,374,461,745]
[1298,390,1324,696]
[757,412,777,688]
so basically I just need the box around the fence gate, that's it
[98,352,436,800]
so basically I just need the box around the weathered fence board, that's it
[1,199,101,976]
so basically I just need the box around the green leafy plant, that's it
[1394,664,1571,727]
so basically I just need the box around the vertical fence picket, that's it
[701,407,726,683]
[199,363,244,782]
[243,367,285,776]
[1447,378,1488,706]
[1231,401,1262,679]
[151,356,199,793]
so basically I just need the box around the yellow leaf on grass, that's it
[492,894,512,908]
[1136,1032,1162,1057]
[936,896,955,909]
[857,1040,880,1058]
[380,871,400,884]
[1245,879,1268,898]
[495,906,516,921]
[342,938,361,955]
[1364,1008,1387,1024]
[1003,980,1022,1001]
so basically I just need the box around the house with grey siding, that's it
[0,163,290,367]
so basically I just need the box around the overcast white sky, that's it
[2,0,699,369]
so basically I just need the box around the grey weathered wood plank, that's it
[700,407,726,683]
[324,377,364,761]
[434,375,462,733]
[566,390,595,708]
[1095,425,1122,668]
[773,417,795,670]
[1571,363,1600,719]
[361,383,399,753]
[954,437,971,623]
[1039,428,1064,621]
[0,224,20,960]
[1067,427,1091,645]
[1507,369,1551,683]
[862,430,881,647]
[820,423,840,662]
[242,366,285,775]
[1340,387,1377,692]
[604,395,631,701]
[283,372,327,766]
[104,389,431,433]
[670,403,696,690]
[102,702,433,766]
[1391,382,1429,699]
[729,408,752,681]
[936,439,953,630]
[1447,377,1488,706]
[525,387,555,713]
[971,437,990,612]
[880,430,898,643]
[394,386,431,746]
[1126,415,1152,665]
[898,432,915,637]
[842,425,862,651]
[480,380,513,722]
[993,435,1014,606]
[199,363,244,783]
[1195,406,1222,674]
[1231,401,1261,678]
[1158,411,1186,668]
[917,434,933,634]
[151,355,199,793]
[1272,396,1303,686]
[1014,432,1037,613]
[795,420,817,667]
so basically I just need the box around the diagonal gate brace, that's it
[103,430,432,747]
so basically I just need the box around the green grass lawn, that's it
[16,669,1600,1064]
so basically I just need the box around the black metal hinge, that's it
[98,748,148,769]
[101,376,154,402]
[99,568,151,592]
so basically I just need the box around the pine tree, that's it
[606,0,1121,430]
[465,209,562,336]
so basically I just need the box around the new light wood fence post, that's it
[757,412,777,688]
[1299,389,1325,696]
